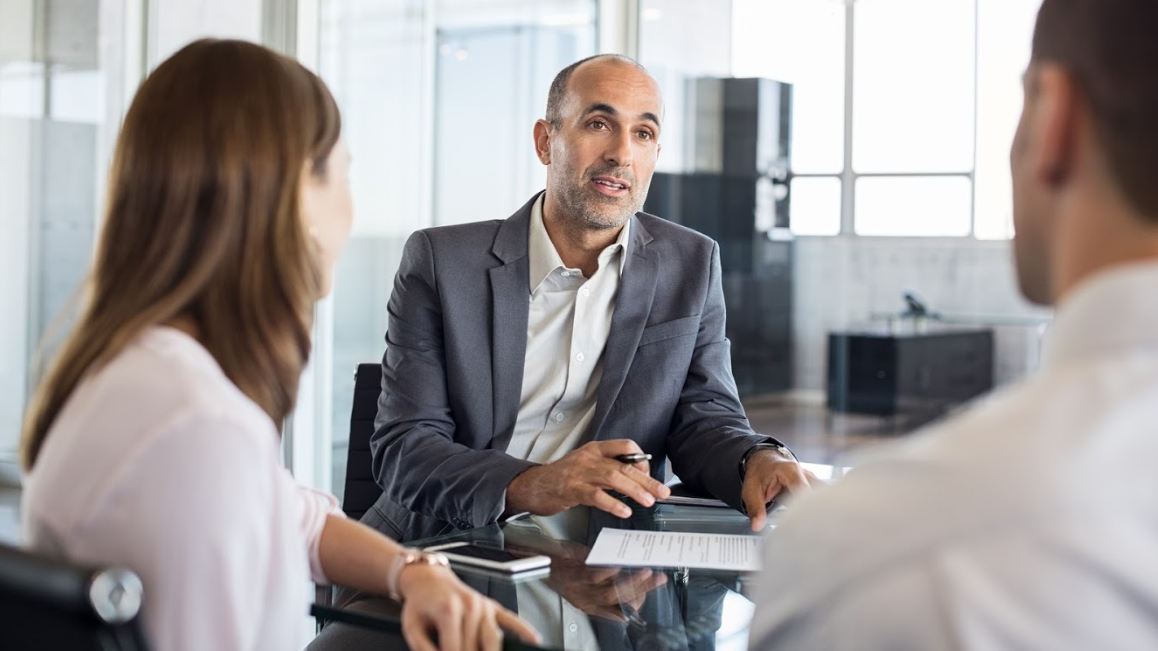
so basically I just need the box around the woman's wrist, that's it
[386,550,450,601]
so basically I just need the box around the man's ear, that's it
[533,119,553,166]
[1030,64,1081,188]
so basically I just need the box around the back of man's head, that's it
[1032,0,1158,219]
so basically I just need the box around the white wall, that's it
[792,236,1052,394]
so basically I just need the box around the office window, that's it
[733,0,844,175]
[790,177,842,237]
[0,5,37,460]
[852,0,975,174]
[730,0,1041,238]
[974,0,1039,240]
[855,176,972,237]
[730,0,844,237]
[1,0,129,460]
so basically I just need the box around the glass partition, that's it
[318,0,597,501]
[0,0,129,463]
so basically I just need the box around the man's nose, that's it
[604,130,633,168]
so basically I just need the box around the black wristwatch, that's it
[739,439,795,482]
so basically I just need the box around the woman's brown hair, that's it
[20,39,341,470]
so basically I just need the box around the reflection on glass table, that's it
[308,465,844,651]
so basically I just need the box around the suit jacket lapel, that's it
[588,216,658,442]
[487,194,538,451]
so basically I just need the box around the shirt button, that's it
[568,622,578,633]
[561,271,571,277]
[555,413,565,422]
[580,287,590,297]
[576,352,585,363]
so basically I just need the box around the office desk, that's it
[309,503,773,651]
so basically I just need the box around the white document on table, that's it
[585,528,761,572]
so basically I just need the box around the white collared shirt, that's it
[506,194,628,466]
[750,261,1158,650]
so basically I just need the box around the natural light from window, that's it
[974,0,1039,240]
[855,176,972,237]
[731,0,1043,239]
[853,0,975,174]
[732,0,845,175]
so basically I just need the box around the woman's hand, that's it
[397,563,541,651]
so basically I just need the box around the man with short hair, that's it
[364,53,818,543]
[750,1,1158,648]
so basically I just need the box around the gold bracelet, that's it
[385,549,450,602]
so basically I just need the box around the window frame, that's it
[785,0,985,240]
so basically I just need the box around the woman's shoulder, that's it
[24,327,285,553]
[28,327,279,497]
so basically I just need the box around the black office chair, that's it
[0,542,149,650]
[343,362,385,521]
[317,363,387,626]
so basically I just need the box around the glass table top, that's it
[308,463,843,651]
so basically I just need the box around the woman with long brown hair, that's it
[19,39,538,651]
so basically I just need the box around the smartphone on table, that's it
[424,541,552,575]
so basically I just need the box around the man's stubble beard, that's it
[552,165,648,232]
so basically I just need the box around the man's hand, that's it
[506,440,671,518]
[742,450,824,532]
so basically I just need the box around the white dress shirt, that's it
[22,327,341,651]
[750,261,1158,650]
[506,194,628,467]
[503,196,626,646]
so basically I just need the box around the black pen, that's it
[615,453,652,464]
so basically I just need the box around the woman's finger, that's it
[401,609,439,651]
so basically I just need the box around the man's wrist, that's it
[739,440,794,482]
[504,464,542,515]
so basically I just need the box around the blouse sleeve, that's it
[285,474,344,584]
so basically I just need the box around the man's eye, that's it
[590,121,607,130]
[638,130,653,140]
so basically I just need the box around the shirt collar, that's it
[527,194,631,293]
[1043,260,1158,368]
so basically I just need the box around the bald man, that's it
[364,54,819,544]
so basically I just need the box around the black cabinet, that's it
[827,330,995,417]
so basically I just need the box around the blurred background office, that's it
[0,0,1048,531]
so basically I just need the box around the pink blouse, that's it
[22,327,342,651]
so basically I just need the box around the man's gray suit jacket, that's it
[363,193,776,542]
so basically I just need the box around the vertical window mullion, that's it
[841,0,856,236]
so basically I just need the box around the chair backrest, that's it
[343,363,385,521]
[0,542,150,651]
